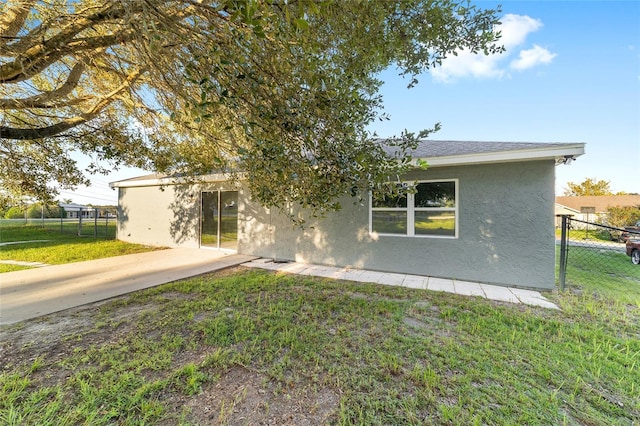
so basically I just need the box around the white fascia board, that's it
[555,203,580,213]
[416,144,586,167]
[109,173,241,188]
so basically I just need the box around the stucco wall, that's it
[116,160,556,289]
[239,160,557,289]
[116,181,241,248]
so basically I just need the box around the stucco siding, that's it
[239,160,556,289]
[116,160,556,290]
[117,181,241,248]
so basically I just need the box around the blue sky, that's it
[67,1,639,205]
[373,0,639,195]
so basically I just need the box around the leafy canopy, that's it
[606,205,640,228]
[564,178,613,197]
[1,0,503,215]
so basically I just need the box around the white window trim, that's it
[369,179,459,239]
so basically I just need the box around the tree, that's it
[564,178,613,197]
[26,202,64,218]
[606,205,640,228]
[4,206,25,219]
[1,0,503,215]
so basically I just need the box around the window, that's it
[370,180,458,238]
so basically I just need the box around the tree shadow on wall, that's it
[167,184,200,245]
[239,195,375,269]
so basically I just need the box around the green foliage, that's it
[564,178,613,196]
[26,205,41,219]
[4,207,24,219]
[605,205,640,228]
[1,0,502,216]
[25,204,64,219]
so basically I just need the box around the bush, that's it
[26,203,66,218]
[4,206,25,219]
[27,204,43,218]
[45,205,65,218]
[606,205,640,228]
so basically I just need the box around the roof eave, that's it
[415,144,586,167]
[109,173,237,188]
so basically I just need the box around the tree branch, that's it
[0,63,87,109]
[0,66,147,140]
[0,0,36,48]
[0,0,197,83]
[0,30,136,83]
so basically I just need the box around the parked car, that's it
[621,221,640,243]
[626,239,640,265]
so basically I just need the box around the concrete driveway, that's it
[0,249,255,326]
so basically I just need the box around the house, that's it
[555,195,640,226]
[110,140,585,290]
[59,202,95,219]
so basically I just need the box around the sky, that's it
[67,0,640,206]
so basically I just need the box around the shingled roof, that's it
[404,140,579,157]
[112,140,586,188]
[383,139,585,167]
[555,195,640,213]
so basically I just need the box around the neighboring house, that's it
[110,140,585,290]
[554,203,581,228]
[59,203,95,219]
[555,195,640,226]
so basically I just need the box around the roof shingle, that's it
[555,195,640,213]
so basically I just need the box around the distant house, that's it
[111,140,585,291]
[59,203,95,219]
[555,195,640,225]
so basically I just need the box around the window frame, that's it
[369,179,459,239]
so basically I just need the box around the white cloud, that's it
[431,13,555,83]
[510,45,557,71]
[499,14,543,49]
[430,48,504,82]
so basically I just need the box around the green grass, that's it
[557,245,640,305]
[1,218,117,239]
[555,227,613,242]
[0,224,160,268]
[1,223,638,424]
[1,268,638,425]
[0,264,31,273]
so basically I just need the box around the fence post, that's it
[78,208,83,236]
[558,215,570,291]
[94,208,98,237]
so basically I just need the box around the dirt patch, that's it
[0,305,98,359]
[160,367,339,425]
[0,287,340,425]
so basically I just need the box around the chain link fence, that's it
[557,215,640,292]
[2,208,117,239]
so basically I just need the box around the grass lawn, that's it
[555,227,613,242]
[1,264,639,424]
[0,218,117,239]
[0,264,31,273]
[560,245,640,305]
[0,224,161,272]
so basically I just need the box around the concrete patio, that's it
[243,258,559,309]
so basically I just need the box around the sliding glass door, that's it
[200,191,238,250]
